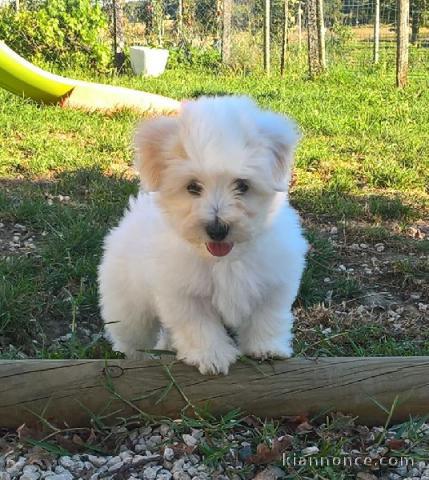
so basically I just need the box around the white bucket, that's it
[130,46,169,77]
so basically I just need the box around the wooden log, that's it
[396,0,409,87]
[1,357,429,429]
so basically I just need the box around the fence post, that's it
[112,0,126,71]
[222,0,232,65]
[307,0,322,77]
[316,0,326,69]
[264,0,271,74]
[177,0,183,38]
[410,0,421,44]
[297,2,302,51]
[396,0,409,87]
[280,0,289,75]
[373,0,380,63]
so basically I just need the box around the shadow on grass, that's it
[0,168,426,358]
[0,168,137,358]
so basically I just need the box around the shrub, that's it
[167,43,221,71]
[0,0,111,72]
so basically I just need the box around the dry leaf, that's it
[296,421,314,433]
[26,446,55,470]
[170,442,196,456]
[246,435,293,465]
[17,423,43,442]
[386,438,406,450]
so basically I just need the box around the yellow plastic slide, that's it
[0,41,179,114]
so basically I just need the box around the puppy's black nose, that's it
[206,218,230,241]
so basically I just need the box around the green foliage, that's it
[0,0,111,72]
[328,23,355,50]
[167,44,221,71]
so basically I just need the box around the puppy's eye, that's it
[234,179,249,194]
[187,181,202,196]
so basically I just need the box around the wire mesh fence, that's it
[109,0,428,76]
[0,0,428,79]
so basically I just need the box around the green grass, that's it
[0,61,428,359]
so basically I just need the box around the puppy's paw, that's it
[179,342,240,375]
[240,339,293,360]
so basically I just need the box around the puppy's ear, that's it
[257,112,301,192]
[134,116,179,191]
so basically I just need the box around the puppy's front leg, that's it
[157,296,239,375]
[238,289,294,360]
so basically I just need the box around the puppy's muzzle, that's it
[206,218,230,241]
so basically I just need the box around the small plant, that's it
[329,23,355,50]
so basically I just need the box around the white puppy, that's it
[98,96,308,375]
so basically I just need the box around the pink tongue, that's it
[206,242,234,257]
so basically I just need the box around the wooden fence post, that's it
[316,0,326,69]
[177,0,183,38]
[112,0,126,71]
[297,2,302,51]
[373,0,380,63]
[307,0,322,77]
[396,0,409,87]
[280,0,289,75]
[264,0,271,74]
[222,0,232,65]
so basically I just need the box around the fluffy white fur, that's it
[98,96,308,375]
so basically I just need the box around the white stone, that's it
[6,456,26,476]
[164,447,175,461]
[106,455,121,467]
[20,465,41,480]
[172,473,191,480]
[46,474,74,480]
[87,455,107,467]
[375,243,385,252]
[157,470,173,480]
[108,461,123,473]
[142,466,162,480]
[302,445,319,455]
[183,434,197,447]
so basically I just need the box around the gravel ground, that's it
[1,415,429,480]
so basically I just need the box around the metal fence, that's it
[1,0,428,81]
[106,0,428,79]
